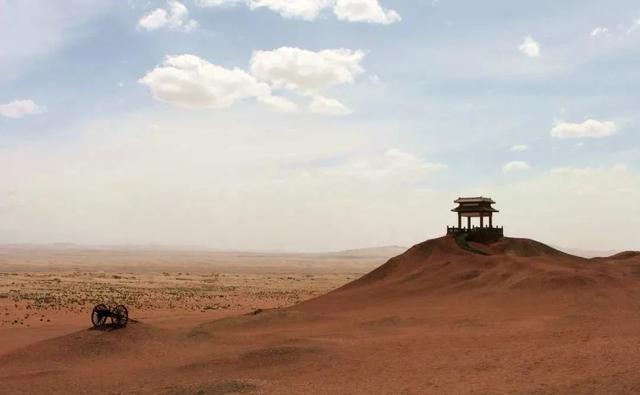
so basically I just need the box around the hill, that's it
[3,235,640,394]
[294,235,631,314]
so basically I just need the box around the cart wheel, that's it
[91,304,109,327]
[111,305,128,327]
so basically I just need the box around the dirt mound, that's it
[295,236,623,313]
[485,237,581,259]
[0,321,173,368]
[608,251,640,260]
[339,236,590,291]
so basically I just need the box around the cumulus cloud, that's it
[308,95,351,115]
[551,119,617,139]
[518,35,540,57]
[139,9,168,30]
[138,54,295,111]
[333,0,400,24]
[140,48,365,114]
[510,144,529,152]
[138,1,199,32]
[502,161,530,173]
[250,0,332,20]
[195,0,400,24]
[0,99,45,119]
[250,47,365,93]
[248,47,365,115]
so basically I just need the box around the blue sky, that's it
[1,0,639,251]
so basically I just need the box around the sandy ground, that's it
[0,246,397,357]
[2,240,640,394]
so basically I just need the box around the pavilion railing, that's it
[446,226,504,236]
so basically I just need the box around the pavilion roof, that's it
[454,196,495,204]
[451,205,499,213]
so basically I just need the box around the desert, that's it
[0,245,400,354]
[3,1,640,394]
[2,236,640,394]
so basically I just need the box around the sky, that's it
[1,0,639,252]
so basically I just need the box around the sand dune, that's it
[607,250,640,260]
[297,236,630,314]
[3,236,640,394]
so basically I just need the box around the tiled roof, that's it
[454,196,496,204]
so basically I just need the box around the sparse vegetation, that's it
[0,270,353,327]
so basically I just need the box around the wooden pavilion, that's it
[447,196,503,236]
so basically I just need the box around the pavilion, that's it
[446,196,503,236]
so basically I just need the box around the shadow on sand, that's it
[88,319,139,332]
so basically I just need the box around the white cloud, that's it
[250,0,333,20]
[551,119,617,139]
[139,54,295,111]
[590,27,609,37]
[518,35,540,57]
[308,95,351,115]
[138,1,198,32]
[502,161,530,173]
[0,99,45,119]
[510,144,528,152]
[139,8,168,30]
[195,0,400,24]
[140,47,365,114]
[627,19,640,34]
[333,0,400,24]
[195,0,245,6]
[250,47,365,92]
[140,47,366,114]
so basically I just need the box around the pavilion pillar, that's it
[458,213,461,229]
[467,216,471,230]
[489,214,493,228]
[480,215,484,228]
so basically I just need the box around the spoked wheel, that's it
[111,305,128,327]
[91,304,109,327]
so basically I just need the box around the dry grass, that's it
[0,245,399,329]
[0,271,362,328]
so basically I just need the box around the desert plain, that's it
[2,237,640,394]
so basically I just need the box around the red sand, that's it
[2,236,640,394]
